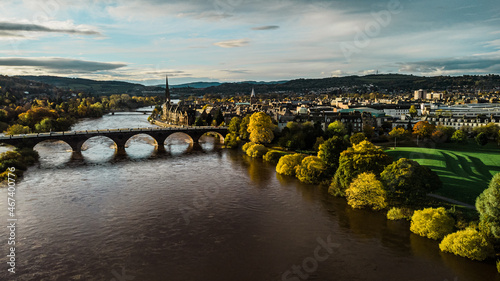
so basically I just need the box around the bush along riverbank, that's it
[0,147,39,184]
[225,113,500,273]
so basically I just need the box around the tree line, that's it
[225,112,500,271]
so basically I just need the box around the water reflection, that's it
[33,140,72,168]
[125,134,157,159]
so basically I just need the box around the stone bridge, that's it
[0,126,228,154]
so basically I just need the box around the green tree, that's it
[346,172,387,210]
[34,117,54,132]
[276,153,305,177]
[475,132,488,146]
[313,136,325,152]
[239,114,251,140]
[295,156,327,184]
[326,120,347,138]
[228,117,241,134]
[476,173,500,238]
[388,127,409,148]
[380,158,441,206]
[451,129,467,143]
[317,136,349,173]
[410,207,455,240]
[439,228,494,261]
[409,105,418,118]
[349,132,367,145]
[195,117,205,126]
[435,125,456,142]
[247,112,275,144]
[329,141,392,197]
[214,109,224,126]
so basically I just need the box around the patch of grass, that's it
[385,142,500,205]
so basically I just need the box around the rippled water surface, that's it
[0,111,498,281]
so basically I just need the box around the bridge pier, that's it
[155,143,167,154]
[115,144,127,155]
[71,151,84,160]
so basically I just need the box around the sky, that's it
[0,0,499,85]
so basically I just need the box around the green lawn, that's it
[385,142,500,205]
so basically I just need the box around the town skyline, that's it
[0,0,499,85]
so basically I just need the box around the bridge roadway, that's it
[0,126,228,154]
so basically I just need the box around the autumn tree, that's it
[247,112,275,144]
[295,156,327,184]
[346,172,387,210]
[410,207,455,240]
[412,121,435,140]
[276,154,305,177]
[239,114,251,140]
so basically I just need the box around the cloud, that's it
[0,58,126,73]
[251,25,280,31]
[0,22,101,36]
[213,39,249,48]
[398,56,500,74]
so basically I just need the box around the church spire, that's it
[165,75,171,104]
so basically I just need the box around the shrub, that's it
[439,228,495,261]
[246,144,267,158]
[276,153,305,177]
[387,207,414,221]
[346,172,387,210]
[497,260,500,273]
[295,156,327,184]
[263,150,286,163]
[410,207,455,240]
[451,129,467,143]
[241,142,255,153]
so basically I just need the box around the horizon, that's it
[0,0,499,85]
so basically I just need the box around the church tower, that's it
[250,87,256,105]
[165,75,171,105]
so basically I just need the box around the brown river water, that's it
[0,111,498,281]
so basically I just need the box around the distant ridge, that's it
[158,80,289,89]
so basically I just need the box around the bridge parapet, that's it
[0,126,228,154]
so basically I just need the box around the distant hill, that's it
[14,74,500,97]
[18,75,164,96]
[160,80,288,89]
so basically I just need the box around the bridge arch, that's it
[197,131,225,144]
[124,133,159,147]
[81,135,118,153]
[165,132,195,145]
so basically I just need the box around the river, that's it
[0,111,498,281]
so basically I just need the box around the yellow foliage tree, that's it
[439,228,494,261]
[247,112,275,144]
[346,172,387,210]
[410,207,454,240]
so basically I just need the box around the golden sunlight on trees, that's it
[346,172,387,210]
[247,112,275,144]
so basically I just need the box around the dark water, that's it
[0,112,498,281]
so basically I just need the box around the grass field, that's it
[385,142,500,205]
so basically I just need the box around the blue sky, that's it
[0,0,499,85]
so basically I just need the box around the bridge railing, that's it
[0,126,228,140]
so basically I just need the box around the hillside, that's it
[18,75,164,96]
